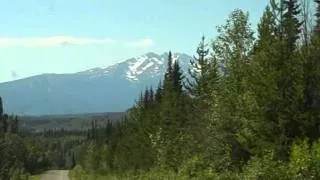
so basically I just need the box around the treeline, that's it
[0,97,88,179]
[71,0,320,179]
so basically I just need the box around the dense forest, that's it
[2,0,320,179]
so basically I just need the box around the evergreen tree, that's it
[163,51,174,93]
[283,0,302,52]
[256,6,277,49]
[276,0,304,159]
[105,119,113,144]
[71,152,76,169]
[143,88,149,108]
[167,51,173,76]
[315,0,320,34]
[183,36,220,164]
[172,60,183,94]
[155,81,163,104]
[185,36,210,98]
[210,8,255,170]
[254,0,304,160]
[3,114,8,133]
[301,1,320,141]
[155,51,188,171]
[148,86,154,105]
[10,116,19,134]
[248,5,280,155]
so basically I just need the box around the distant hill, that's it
[0,52,192,115]
[19,112,126,132]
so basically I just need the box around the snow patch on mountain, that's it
[125,54,166,81]
[126,72,139,81]
[129,56,146,72]
[77,52,190,82]
[172,55,179,64]
[142,62,154,71]
[152,57,163,65]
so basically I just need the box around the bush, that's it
[242,151,289,180]
[310,140,320,178]
[69,165,87,180]
[288,139,320,179]
[178,155,217,179]
[288,139,311,179]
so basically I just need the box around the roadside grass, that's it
[29,175,41,180]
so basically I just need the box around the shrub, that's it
[242,151,289,180]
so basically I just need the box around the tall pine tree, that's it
[210,9,255,170]
[315,0,320,34]
[269,0,304,159]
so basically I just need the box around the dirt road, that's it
[40,170,69,180]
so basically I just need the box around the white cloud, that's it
[0,36,115,47]
[124,38,155,48]
[0,36,155,49]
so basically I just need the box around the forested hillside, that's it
[2,0,320,179]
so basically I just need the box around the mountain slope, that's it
[0,52,192,115]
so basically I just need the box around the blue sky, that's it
[0,0,269,83]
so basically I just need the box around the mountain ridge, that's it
[0,52,192,115]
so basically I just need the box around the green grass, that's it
[29,175,41,180]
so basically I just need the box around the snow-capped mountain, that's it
[78,52,190,82]
[0,52,192,115]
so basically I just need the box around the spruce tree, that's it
[163,51,174,95]
[165,51,173,82]
[315,0,320,34]
[248,5,283,156]
[143,88,150,108]
[256,6,277,49]
[148,86,154,105]
[2,114,8,133]
[155,81,163,104]
[71,152,76,169]
[105,119,113,142]
[210,8,255,170]
[157,51,188,171]
[283,0,302,52]
[11,116,18,134]
[185,36,210,97]
[172,60,183,94]
[301,0,320,141]
[269,0,304,159]
[183,36,221,162]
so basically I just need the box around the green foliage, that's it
[288,139,311,179]
[242,152,289,180]
[69,165,87,180]
[209,8,255,170]
[84,142,101,173]
[0,134,28,179]
[178,155,209,178]
[310,140,320,177]
[287,139,320,179]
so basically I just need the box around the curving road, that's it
[40,170,69,180]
